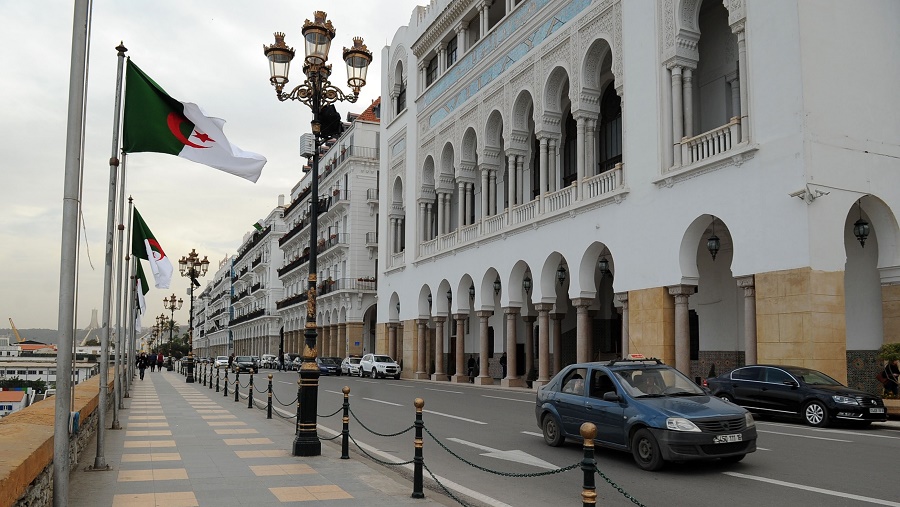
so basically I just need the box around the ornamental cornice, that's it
[412,0,478,58]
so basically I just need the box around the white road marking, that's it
[521,431,543,438]
[324,390,353,396]
[358,380,378,384]
[482,394,534,403]
[448,438,558,469]
[423,410,487,424]
[812,427,900,440]
[362,398,402,406]
[757,430,851,443]
[724,472,900,506]
[425,387,463,394]
[276,380,295,385]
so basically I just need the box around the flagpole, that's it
[91,41,127,472]
[55,0,91,504]
[112,152,128,426]
[124,195,135,397]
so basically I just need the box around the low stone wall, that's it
[0,369,115,507]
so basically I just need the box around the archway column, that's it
[732,22,749,143]
[451,313,469,383]
[507,154,517,208]
[502,307,524,387]
[736,276,757,365]
[575,114,587,200]
[415,318,429,379]
[668,285,696,376]
[432,316,448,381]
[615,292,629,357]
[538,136,549,211]
[572,298,593,363]
[475,310,494,385]
[338,323,347,358]
[523,314,536,379]
[551,312,564,375]
[534,303,553,387]
[388,322,398,359]
[457,182,466,229]
[480,166,489,219]
[669,64,684,168]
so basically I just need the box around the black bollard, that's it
[294,378,302,437]
[234,370,240,403]
[209,365,213,389]
[580,423,597,507]
[215,368,220,392]
[341,386,350,459]
[248,370,254,409]
[412,397,425,499]
[267,374,273,419]
[202,363,207,386]
[223,370,229,397]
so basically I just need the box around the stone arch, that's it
[422,156,436,189]
[576,242,614,299]
[418,284,433,318]
[543,66,572,124]
[389,291,401,322]
[439,142,455,189]
[679,214,733,286]
[477,267,502,312]
[392,175,404,206]
[855,195,900,271]
[510,90,535,153]
[484,110,506,152]
[536,251,568,304]
[456,274,475,313]
[461,127,478,165]
[435,279,453,317]
[506,260,532,308]
[581,38,615,99]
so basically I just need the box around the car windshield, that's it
[348,358,360,364]
[321,358,338,365]
[374,355,394,363]
[784,367,842,386]
[236,356,252,362]
[614,367,705,398]
[217,356,227,361]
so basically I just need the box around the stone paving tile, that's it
[214,428,259,435]
[234,449,291,458]
[207,421,247,427]
[269,485,353,502]
[117,468,189,482]
[124,440,177,448]
[121,453,181,462]
[112,491,199,507]
[250,464,316,476]
[125,430,172,437]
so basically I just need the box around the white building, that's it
[278,101,382,359]
[377,0,900,391]
[0,358,99,386]
[0,337,21,358]
[196,255,235,359]
[0,391,28,417]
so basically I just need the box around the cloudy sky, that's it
[0,0,422,331]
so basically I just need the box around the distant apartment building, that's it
[195,255,235,359]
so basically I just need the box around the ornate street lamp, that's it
[707,216,721,261]
[178,249,209,383]
[163,293,183,370]
[556,265,567,285]
[523,276,532,293]
[853,199,870,248]
[263,11,372,457]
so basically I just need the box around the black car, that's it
[536,356,757,471]
[316,357,339,376]
[231,355,256,373]
[705,364,887,427]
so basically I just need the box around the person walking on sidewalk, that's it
[157,352,164,373]
[149,352,156,372]
[138,352,147,380]
[883,359,900,396]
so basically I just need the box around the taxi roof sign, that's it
[626,353,646,360]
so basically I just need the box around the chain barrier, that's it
[272,391,297,406]
[595,465,647,507]
[347,432,414,467]
[349,407,414,437]
[240,379,250,389]
[318,432,342,441]
[317,406,343,418]
[422,462,471,507]
[424,426,580,478]
[254,384,268,394]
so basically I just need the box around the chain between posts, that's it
[348,408,414,437]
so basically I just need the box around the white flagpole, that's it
[124,195,135,397]
[112,152,128,426]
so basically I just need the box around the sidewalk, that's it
[68,370,456,507]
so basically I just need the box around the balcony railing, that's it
[365,232,378,246]
[277,291,308,310]
[317,277,377,296]
[230,308,265,326]
[680,119,740,167]
[250,282,261,293]
[366,188,379,202]
[235,225,271,264]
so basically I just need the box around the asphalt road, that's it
[240,368,900,507]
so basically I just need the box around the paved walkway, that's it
[69,370,455,507]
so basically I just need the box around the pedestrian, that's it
[228,353,235,370]
[157,352,164,372]
[138,352,147,380]
[500,353,507,378]
[467,354,476,381]
[882,359,900,396]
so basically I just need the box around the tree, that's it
[0,377,47,393]
[879,342,900,362]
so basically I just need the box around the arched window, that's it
[597,87,622,172]
[562,112,577,187]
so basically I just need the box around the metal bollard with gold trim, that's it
[215,368,220,392]
[294,378,302,435]
[234,370,240,402]
[580,422,597,506]
[267,374,273,419]
[412,398,425,499]
[201,363,206,386]
[248,370,254,409]
[223,369,229,397]
[209,364,214,389]
[341,386,350,459]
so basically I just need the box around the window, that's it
[426,57,438,87]
[561,368,587,395]
[562,113,577,186]
[447,37,458,67]
[396,81,406,114]
[597,87,622,173]
[732,366,763,381]
[589,371,616,399]
[765,368,793,385]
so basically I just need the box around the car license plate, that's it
[870,408,885,414]
[713,434,742,444]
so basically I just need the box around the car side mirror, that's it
[602,391,620,402]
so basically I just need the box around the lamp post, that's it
[163,293,183,370]
[178,249,209,383]
[263,11,372,457]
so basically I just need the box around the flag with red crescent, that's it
[131,208,173,289]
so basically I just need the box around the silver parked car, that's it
[340,356,362,376]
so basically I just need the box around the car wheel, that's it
[370,368,378,379]
[718,393,735,403]
[393,374,401,380]
[542,414,565,447]
[631,428,665,471]
[720,454,746,465]
[803,400,828,427]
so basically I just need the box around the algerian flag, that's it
[131,208,173,289]
[135,261,149,332]
[252,219,265,232]
[122,59,266,183]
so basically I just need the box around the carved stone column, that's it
[669,64,684,167]
[507,155,517,207]
[575,114,586,200]
[539,136,549,210]
[475,310,494,385]
[432,316,448,381]
[615,292,629,357]
[488,169,497,215]
[415,319,429,379]
[668,285,696,376]
[451,313,469,383]
[535,303,553,387]
[736,276,757,365]
[522,314,536,379]
[502,307,524,387]
[457,182,466,228]
[682,67,694,138]
[551,313,564,375]
[548,139,558,192]
[388,323,398,360]
[480,167,489,218]
[338,323,347,358]
[733,22,749,143]
[572,298,593,363]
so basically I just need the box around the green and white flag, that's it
[134,260,150,332]
[132,208,173,289]
[122,59,266,183]
[252,219,265,232]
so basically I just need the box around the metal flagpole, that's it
[91,41,127,472]
[55,0,91,504]
[124,195,134,398]
[112,152,128,426]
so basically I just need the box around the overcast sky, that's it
[0,0,422,331]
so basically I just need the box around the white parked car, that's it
[359,354,401,379]
[214,356,229,369]
[340,356,362,376]
[260,354,278,369]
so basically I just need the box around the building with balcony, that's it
[278,100,382,359]
[226,201,286,357]
[377,0,900,391]
[195,255,235,359]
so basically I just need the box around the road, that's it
[234,368,900,507]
